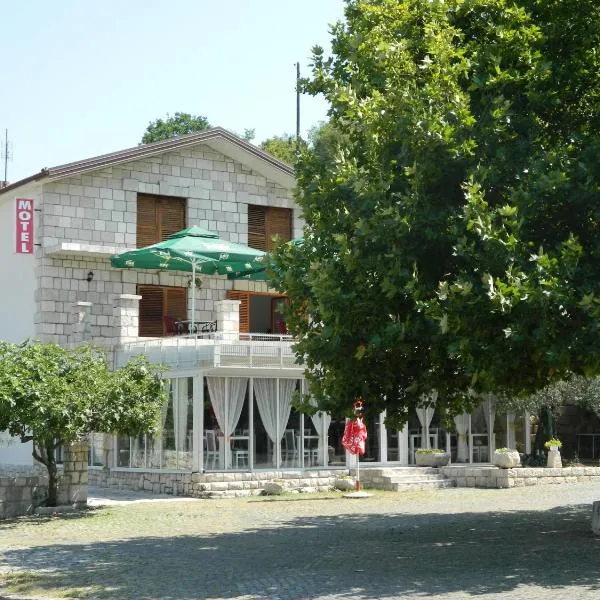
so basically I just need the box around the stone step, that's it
[363,478,456,492]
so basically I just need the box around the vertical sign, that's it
[15,198,34,254]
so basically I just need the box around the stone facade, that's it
[89,468,347,498]
[442,465,600,488]
[35,144,300,346]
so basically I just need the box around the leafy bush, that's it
[544,438,562,449]
[415,448,445,455]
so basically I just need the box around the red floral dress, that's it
[342,417,368,455]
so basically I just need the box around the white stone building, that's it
[0,128,531,480]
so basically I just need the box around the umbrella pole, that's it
[355,455,361,492]
[191,261,196,335]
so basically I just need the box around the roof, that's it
[0,127,295,195]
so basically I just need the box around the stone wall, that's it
[35,144,301,345]
[0,470,48,518]
[442,465,600,488]
[89,468,348,498]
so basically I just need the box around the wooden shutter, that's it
[248,205,266,251]
[226,291,250,334]
[137,196,158,248]
[265,207,292,250]
[137,285,187,337]
[138,285,164,337]
[159,198,185,241]
[137,194,185,248]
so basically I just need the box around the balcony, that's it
[114,332,302,372]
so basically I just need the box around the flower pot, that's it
[493,450,521,469]
[415,452,450,467]
[546,447,562,468]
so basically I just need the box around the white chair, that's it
[204,430,219,469]
[282,429,299,466]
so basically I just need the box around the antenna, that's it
[295,62,301,147]
[0,129,13,187]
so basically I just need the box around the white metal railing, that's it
[114,332,301,370]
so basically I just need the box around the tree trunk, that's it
[32,440,59,507]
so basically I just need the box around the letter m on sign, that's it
[15,198,34,254]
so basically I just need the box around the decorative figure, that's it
[342,399,368,491]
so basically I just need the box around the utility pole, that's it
[1,129,12,187]
[295,62,301,147]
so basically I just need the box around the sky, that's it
[0,0,346,183]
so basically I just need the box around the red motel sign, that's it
[15,198,34,254]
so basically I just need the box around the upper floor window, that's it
[248,205,292,251]
[137,194,186,248]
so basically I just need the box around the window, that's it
[247,205,292,251]
[226,290,288,334]
[137,193,186,248]
[137,285,187,337]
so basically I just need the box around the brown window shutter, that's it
[226,291,250,334]
[137,285,187,337]
[159,198,186,241]
[137,195,158,248]
[265,207,292,251]
[137,285,164,337]
[137,194,186,248]
[248,205,267,251]
[165,287,187,323]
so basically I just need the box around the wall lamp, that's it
[86,271,94,282]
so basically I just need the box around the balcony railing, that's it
[114,332,302,371]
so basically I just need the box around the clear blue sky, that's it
[1,0,346,182]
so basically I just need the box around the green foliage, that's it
[272,0,600,426]
[259,133,306,165]
[544,438,562,449]
[415,448,444,455]
[0,342,167,504]
[141,112,210,144]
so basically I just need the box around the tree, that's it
[272,0,600,426]
[259,134,307,165]
[141,112,210,144]
[0,342,167,505]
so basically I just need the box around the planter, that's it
[415,452,450,467]
[493,450,521,469]
[547,447,562,469]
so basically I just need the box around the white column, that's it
[193,374,203,472]
[379,412,388,463]
[215,299,240,340]
[112,294,142,344]
[398,424,409,465]
[524,412,531,454]
[468,413,473,463]
[249,377,254,471]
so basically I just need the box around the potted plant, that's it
[544,438,562,468]
[415,448,450,467]
[492,447,521,469]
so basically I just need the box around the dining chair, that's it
[204,430,219,469]
[281,429,298,466]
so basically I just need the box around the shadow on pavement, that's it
[2,503,600,599]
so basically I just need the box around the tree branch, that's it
[32,444,49,468]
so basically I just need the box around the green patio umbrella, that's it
[111,226,267,332]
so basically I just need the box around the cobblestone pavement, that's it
[2,483,600,599]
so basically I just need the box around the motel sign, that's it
[15,198,34,254]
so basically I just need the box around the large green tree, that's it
[0,343,167,505]
[260,133,306,164]
[272,0,600,425]
[141,112,211,143]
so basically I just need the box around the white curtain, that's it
[454,413,470,462]
[207,376,248,437]
[416,391,437,449]
[311,408,332,465]
[482,395,496,454]
[174,378,189,454]
[506,412,516,449]
[255,379,297,442]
